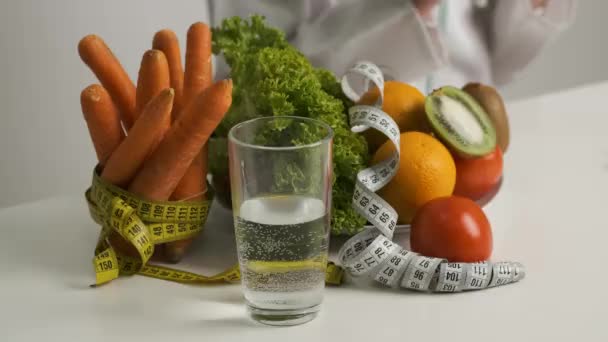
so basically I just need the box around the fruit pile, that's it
[363,81,509,262]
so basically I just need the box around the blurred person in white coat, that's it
[211,0,576,93]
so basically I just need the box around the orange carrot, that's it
[152,30,184,120]
[128,80,232,201]
[163,160,206,262]
[134,48,170,263]
[80,84,125,165]
[78,35,137,130]
[163,22,214,262]
[170,163,206,201]
[182,22,212,103]
[135,50,170,121]
[101,89,174,188]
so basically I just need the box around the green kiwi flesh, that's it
[425,86,497,157]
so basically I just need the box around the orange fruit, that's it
[372,132,456,223]
[359,81,428,152]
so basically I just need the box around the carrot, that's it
[80,84,125,165]
[78,35,137,130]
[162,22,214,262]
[162,161,205,262]
[128,80,232,201]
[135,50,170,121]
[101,89,174,188]
[152,30,184,120]
[183,22,212,103]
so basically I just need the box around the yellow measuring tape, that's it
[85,169,344,286]
[86,170,240,286]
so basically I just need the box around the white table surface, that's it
[2,82,608,341]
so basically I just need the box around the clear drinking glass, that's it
[228,116,333,326]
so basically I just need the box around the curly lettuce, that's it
[212,15,368,235]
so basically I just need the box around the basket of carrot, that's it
[80,22,233,285]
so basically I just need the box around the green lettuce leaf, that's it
[212,15,368,235]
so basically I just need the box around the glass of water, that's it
[228,116,333,326]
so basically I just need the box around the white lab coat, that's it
[211,0,576,92]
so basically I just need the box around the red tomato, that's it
[454,146,503,201]
[410,196,492,262]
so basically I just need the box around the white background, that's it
[0,0,606,208]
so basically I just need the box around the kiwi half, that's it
[425,86,496,157]
[462,83,510,153]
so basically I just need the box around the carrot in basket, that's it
[128,79,232,201]
[163,163,206,262]
[163,22,214,262]
[152,30,184,119]
[101,89,174,188]
[135,50,170,120]
[182,22,212,103]
[80,84,125,165]
[78,35,137,130]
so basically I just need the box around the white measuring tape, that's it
[338,61,525,292]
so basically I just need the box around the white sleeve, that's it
[293,0,447,82]
[491,0,577,85]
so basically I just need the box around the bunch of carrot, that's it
[79,22,232,262]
